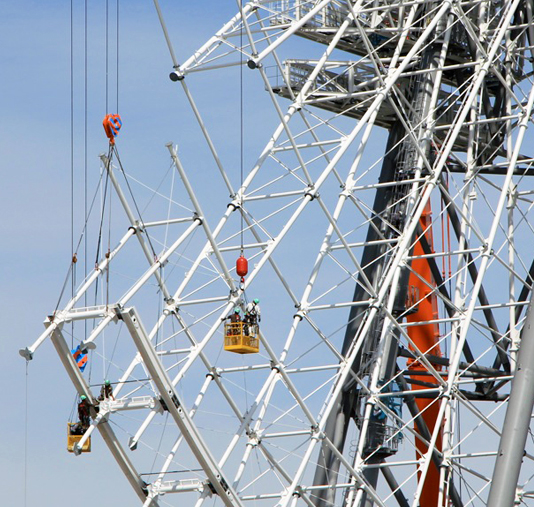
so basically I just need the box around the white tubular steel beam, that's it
[143,216,196,228]
[120,307,244,507]
[154,480,204,494]
[47,323,150,504]
[100,153,173,301]
[248,0,334,68]
[19,227,135,360]
[74,411,107,456]
[166,143,236,291]
[222,7,457,494]
[101,396,163,413]
[154,0,238,194]
[154,374,214,485]
[80,217,201,348]
[178,2,255,73]
[128,306,250,451]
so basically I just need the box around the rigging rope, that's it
[112,145,159,260]
[240,3,244,257]
[94,145,113,266]
[54,170,108,314]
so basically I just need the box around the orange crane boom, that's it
[405,201,443,507]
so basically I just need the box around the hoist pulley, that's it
[103,114,122,145]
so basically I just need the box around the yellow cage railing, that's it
[224,321,260,354]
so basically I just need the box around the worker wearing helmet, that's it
[227,307,242,322]
[98,379,115,401]
[78,394,91,430]
[226,307,242,336]
[246,299,261,325]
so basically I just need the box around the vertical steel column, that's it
[487,296,534,507]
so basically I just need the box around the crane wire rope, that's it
[116,0,120,114]
[84,0,88,342]
[102,0,119,378]
[102,1,109,380]
[237,3,250,312]
[70,0,75,350]
[240,3,244,259]
[239,1,250,408]
[23,360,29,507]
[106,0,109,114]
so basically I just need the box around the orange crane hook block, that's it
[103,114,122,145]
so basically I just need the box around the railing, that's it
[269,0,349,28]
[279,60,380,97]
[268,0,407,31]
[224,321,260,354]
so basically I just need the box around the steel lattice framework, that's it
[21,1,534,506]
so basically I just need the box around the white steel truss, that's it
[22,1,534,506]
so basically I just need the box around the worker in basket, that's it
[246,298,261,326]
[226,307,242,335]
[71,395,91,435]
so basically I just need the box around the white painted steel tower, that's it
[21,1,534,506]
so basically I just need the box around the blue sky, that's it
[1,2,244,505]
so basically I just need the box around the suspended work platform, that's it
[224,322,259,354]
[67,423,91,453]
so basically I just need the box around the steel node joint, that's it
[163,303,178,316]
[246,430,261,446]
[439,387,451,401]
[368,299,381,311]
[47,312,64,326]
[293,310,305,321]
[169,68,184,81]
[247,54,260,69]
[366,394,379,406]
[270,360,282,373]
[206,368,221,380]
[227,200,240,211]
[131,222,146,235]
[19,347,33,361]
[113,304,125,320]
[440,455,452,469]
[304,187,318,201]
[480,243,492,257]
[163,295,175,305]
